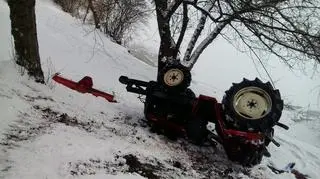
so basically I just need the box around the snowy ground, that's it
[1,0,320,178]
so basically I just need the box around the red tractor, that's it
[53,62,288,166]
[119,62,288,166]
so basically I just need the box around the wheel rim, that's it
[233,87,272,120]
[163,69,184,87]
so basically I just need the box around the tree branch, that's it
[175,2,189,58]
[184,0,224,22]
[229,23,276,87]
[183,2,214,61]
[187,17,231,69]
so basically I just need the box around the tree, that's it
[86,0,100,29]
[81,0,149,44]
[154,0,320,77]
[7,0,45,83]
[102,0,149,44]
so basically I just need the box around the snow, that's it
[1,0,320,178]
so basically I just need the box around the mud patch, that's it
[33,106,142,140]
[34,105,105,131]
[0,111,52,148]
[67,154,184,179]
[24,95,55,102]
[123,154,162,179]
[0,93,12,99]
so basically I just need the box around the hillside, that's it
[0,0,319,178]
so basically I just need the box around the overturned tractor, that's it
[53,62,288,166]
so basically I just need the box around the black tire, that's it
[158,62,191,93]
[223,137,264,166]
[186,118,208,145]
[222,78,283,132]
[184,88,196,98]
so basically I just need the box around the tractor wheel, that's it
[158,62,191,93]
[223,138,264,166]
[186,118,208,145]
[184,88,196,98]
[222,78,283,132]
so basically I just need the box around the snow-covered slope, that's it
[0,0,319,179]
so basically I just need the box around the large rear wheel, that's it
[222,78,283,132]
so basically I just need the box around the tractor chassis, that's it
[119,76,276,166]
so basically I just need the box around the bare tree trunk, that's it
[174,2,188,58]
[154,0,181,81]
[88,0,100,29]
[155,4,174,67]
[83,3,90,23]
[7,0,44,83]
[183,4,214,62]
